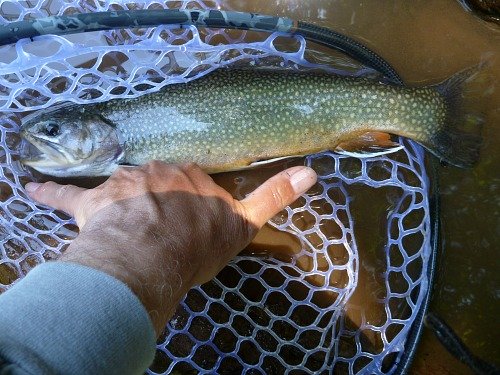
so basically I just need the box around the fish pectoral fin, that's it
[335,131,403,158]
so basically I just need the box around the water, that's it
[225,0,499,373]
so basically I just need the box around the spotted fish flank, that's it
[20,69,481,177]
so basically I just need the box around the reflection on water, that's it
[459,0,500,23]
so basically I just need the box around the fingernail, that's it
[25,182,41,193]
[289,167,317,194]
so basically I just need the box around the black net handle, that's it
[0,9,403,85]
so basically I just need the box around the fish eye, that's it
[44,122,60,137]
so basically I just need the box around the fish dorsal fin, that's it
[335,131,403,158]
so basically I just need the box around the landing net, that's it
[0,1,431,374]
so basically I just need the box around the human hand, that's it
[25,161,317,335]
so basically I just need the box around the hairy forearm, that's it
[61,222,193,335]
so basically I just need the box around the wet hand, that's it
[25,161,317,335]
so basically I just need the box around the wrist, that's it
[59,225,192,335]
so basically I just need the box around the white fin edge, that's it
[249,155,303,167]
[335,145,404,158]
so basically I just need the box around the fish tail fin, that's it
[428,64,487,168]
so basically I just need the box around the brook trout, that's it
[20,69,481,177]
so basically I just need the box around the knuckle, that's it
[35,181,57,199]
[55,184,71,199]
[181,162,198,171]
[114,166,148,182]
[181,163,209,185]
[144,160,165,172]
[41,181,57,190]
[135,170,148,182]
[150,160,166,168]
[168,164,189,179]
[168,164,182,173]
[178,163,203,179]
[269,185,290,209]
[112,166,133,178]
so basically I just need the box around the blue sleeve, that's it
[0,261,156,375]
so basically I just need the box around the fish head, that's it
[20,109,122,177]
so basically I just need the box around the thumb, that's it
[25,181,87,219]
[240,166,317,228]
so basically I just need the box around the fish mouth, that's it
[20,131,67,167]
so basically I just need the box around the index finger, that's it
[25,181,87,218]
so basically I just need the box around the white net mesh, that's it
[0,1,431,374]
